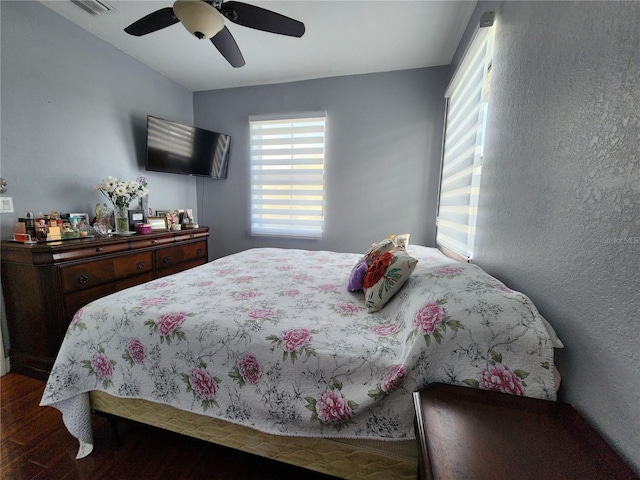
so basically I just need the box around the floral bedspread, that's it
[41,246,557,449]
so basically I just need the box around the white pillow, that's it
[363,251,418,313]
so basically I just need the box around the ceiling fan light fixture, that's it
[173,0,224,39]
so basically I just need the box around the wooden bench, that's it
[413,383,638,480]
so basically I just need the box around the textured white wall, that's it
[465,1,639,472]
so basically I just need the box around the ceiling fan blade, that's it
[219,1,305,37]
[124,7,179,36]
[211,26,246,68]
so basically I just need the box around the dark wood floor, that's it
[1,373,339,480]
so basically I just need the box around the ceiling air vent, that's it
[70,0,115,16]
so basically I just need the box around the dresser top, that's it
[1,227,209,265]
[2,227,208,251]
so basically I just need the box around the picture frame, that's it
[128,209,144,231]
[68,213,89,226]
[147,216,168,231]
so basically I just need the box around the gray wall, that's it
[459,2,639,472]
[0,1,195,353]
[0,1,196,237]
[193,68,449,260]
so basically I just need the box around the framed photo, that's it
[68,213,89,226]
[128,209,144,231]
[147,216,168,231]
[156,210,170,218]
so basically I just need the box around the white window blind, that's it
[436,23,494,261]
[249,112,326,238]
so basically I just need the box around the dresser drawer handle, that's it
[190,234,195,238]
[136,261,146,270]
[77,273,90,284]
[96,247,103,253]
[162,255,171,264]
[196,248,202,255]
[152,240,158,244]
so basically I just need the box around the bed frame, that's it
[90,391,418,480]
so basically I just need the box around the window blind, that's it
[436,24,494,261]
[249,112,326,238]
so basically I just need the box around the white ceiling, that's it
[41,0,476,92]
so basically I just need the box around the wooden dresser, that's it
[1,227,209,380]
[413,383,639,480]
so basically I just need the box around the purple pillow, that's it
[347,259,369,292]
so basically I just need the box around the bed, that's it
[40,242,561,479]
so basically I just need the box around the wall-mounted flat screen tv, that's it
[145,115,230,179]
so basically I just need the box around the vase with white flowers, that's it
[94,176,149,234]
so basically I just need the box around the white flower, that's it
[94,176,148,209]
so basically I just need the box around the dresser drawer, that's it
[64,271,154,322]
[182,240,207,260]
[155,240,207,269]
[129,235,175,250]
[174,230,208,242]
[64,283,117,320]
[60,252,153,293]
[53,242,129,262]
[156,258,207,278]
[113,252,153,277]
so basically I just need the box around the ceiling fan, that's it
[124,0,305,68]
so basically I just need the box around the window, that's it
[249,112,326,238]
[436,18,494,261]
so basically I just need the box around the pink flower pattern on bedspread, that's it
[237,353,263,385]
[316,389,354,424]
[90,354,113,380]
[41,246,558,444]
[479,364,525,396]
[126,339,146,365]
[189,368,218,400]
[281,328,313,352]
[413,302,446,335]
[157,312,187,336]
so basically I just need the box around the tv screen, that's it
[145,116,230,179]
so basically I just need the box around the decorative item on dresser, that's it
[127,209,145,231]
[94,176,149,234]
[147,216,169,231]
[0,227,209,381]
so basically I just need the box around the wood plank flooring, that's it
[1,373,339,480]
